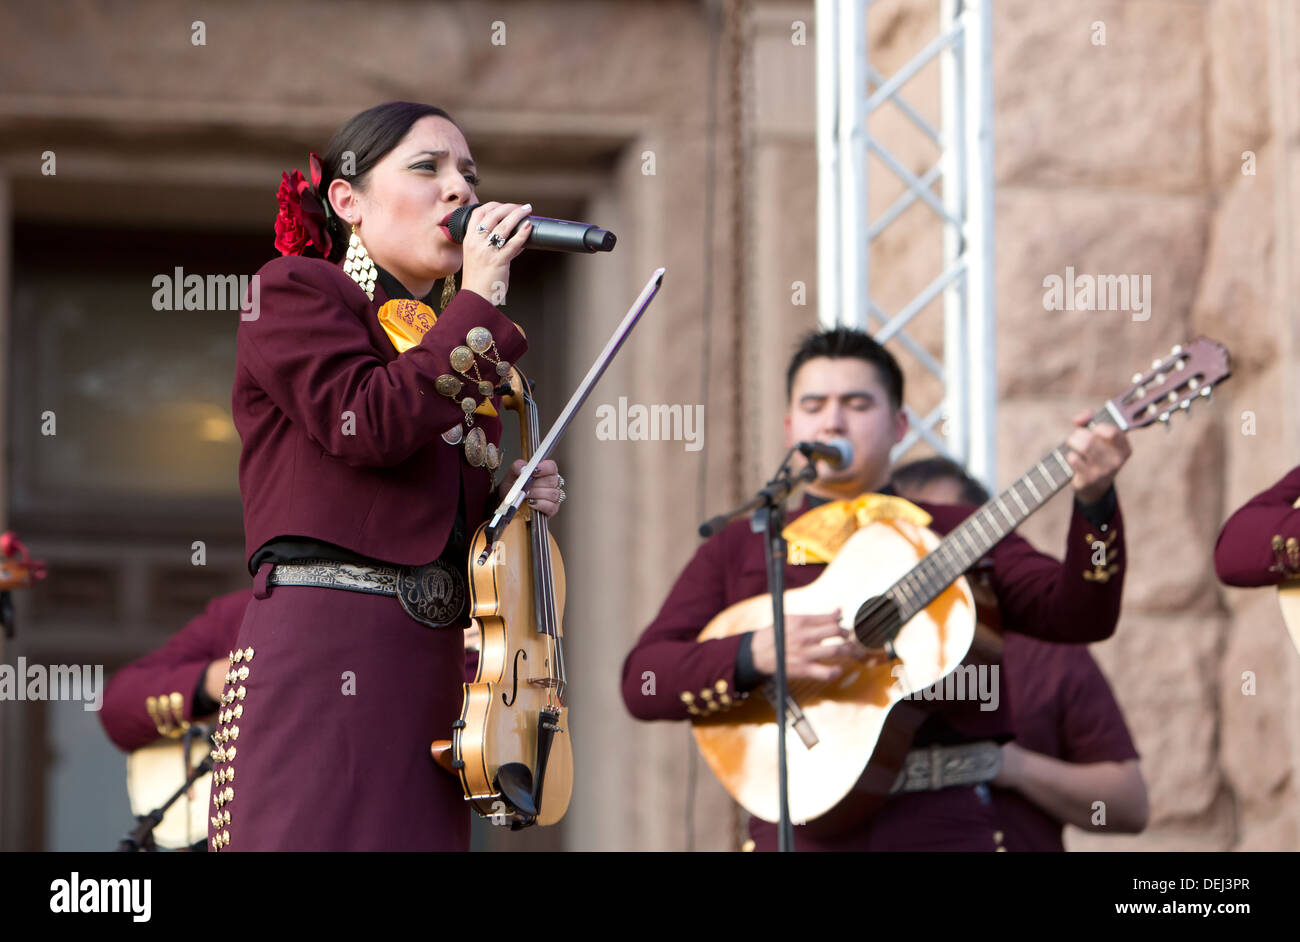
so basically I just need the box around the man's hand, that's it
[1065,410,1132,504]
[202,659,226,708]
[750,609,890,683]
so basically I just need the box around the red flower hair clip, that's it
[274,152,334,258]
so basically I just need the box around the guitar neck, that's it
[884,410,1118,626]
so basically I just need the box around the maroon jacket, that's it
[100,589,249,752]
[1215,465,1300,587]
[621,492,1127,850]
[234,256,528,570]
[990,634,1140,852]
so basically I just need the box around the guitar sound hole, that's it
[854,596,901,649]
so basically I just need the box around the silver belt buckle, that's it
[396,557,467,628]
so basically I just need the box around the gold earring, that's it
[440,272,457,313]
[344,224,377,300]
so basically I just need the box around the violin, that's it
[448,367,573,828]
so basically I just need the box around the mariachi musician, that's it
[100,590,247,752]
[221,101,564,852]
[1215,465,1300,587]
[621,327,1133,851]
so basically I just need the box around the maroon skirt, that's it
[207,571,469,851]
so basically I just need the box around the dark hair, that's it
[317,101,458,262]
[892,456,990,505]
[785,327,904,410]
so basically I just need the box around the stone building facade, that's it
[0,0,1294,850]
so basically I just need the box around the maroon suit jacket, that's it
[100,589,250,752]
[621,493,1127,850]
[1215,465,1300,586]
[991,634,1140,852]
[234,256,528,570]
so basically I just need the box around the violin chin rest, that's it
[495,763,538,817]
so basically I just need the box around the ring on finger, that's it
[557,488,566,504]
[476,223,489,234]
[489,233,507,249]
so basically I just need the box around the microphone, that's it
[444,203,617,253]
[796,438,854,470]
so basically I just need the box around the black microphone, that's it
[796,438,854,470]
[444,203,617,253]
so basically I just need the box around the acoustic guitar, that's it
[124,734,212,849]
[693,338,1231,832]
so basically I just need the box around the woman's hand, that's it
[459,202,533,304]
[498,458,565,519]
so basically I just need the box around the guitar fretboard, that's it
[880,410,1116,628]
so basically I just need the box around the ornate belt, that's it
[267,557,467,629]
[890,741,1003,794]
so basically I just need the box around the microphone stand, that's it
[700,448,819,853]
[117,730,213,852]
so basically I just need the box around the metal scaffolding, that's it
[816,0,997,487]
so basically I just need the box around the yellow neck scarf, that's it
[783,493,932,565]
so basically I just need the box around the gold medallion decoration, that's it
[464,426,488,467]
[432,326,514,472]
[466,327,493,354]
[450,346,475,373]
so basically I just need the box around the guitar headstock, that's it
[1111,337,1231,431]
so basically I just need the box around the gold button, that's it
[995,846,1007,852]
[741,839,755,852]
[994,830,1003,842]
[715,680,728,693]
[680,692,695,704]
[238,666,250,681]
[233,704,243,718]
[233,649,243,663]
[227,767,235,781]
[700,689,714,701]
[244,647,255,662]
[227,746,237,761]
[236,686,247,700]
[230,725,239,740]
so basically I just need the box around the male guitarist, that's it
[620,327,1134,851]
[893,457,1148,850]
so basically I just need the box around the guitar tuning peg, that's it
[1200,387,1212,398]
[1181,399,1192,410]
[1132,372,1144,384]
[1171,344,1183,354]
[1152,359,1163,369]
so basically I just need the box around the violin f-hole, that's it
[503,648,527,706]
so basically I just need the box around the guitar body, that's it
[125,737,211,849]
[1277,583,1300,657]
[694,518,975,831]
[454,508,573,827]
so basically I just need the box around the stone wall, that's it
[0,0,1295,851]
